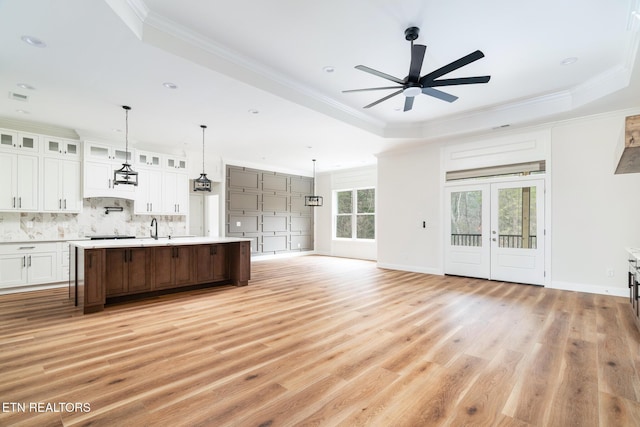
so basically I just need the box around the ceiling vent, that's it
[8,92,29,102]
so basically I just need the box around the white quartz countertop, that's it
[626,247,640,261]
[68,236,250,249]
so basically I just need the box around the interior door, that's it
[445,179,545,285]
[490,179,545,285]
[445,184,490,279]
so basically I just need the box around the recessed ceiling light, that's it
[21,35,46,48]
[16,83,35,90]
[248,109,260,115]
[15,109,29,114]
[162,82,178,89]
[323,66,335,73]
[560,57,578,66]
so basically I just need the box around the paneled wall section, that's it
[226,165,314,255]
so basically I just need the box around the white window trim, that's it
[332,187,376,241]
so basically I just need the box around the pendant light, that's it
[193,124,212,192]
[304,159,323,207]
[113,105,138,186]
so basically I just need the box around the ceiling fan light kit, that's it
[344,27,491,112]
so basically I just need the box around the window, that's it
[335,188,375,240]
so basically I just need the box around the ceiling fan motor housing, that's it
[404,26,420,41]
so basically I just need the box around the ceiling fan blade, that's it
[422,87,458,103]
[408,44,426,82]
[403,96,414,112]
[363,89,403,109]
[355,65,404,84]
[342,86,403,93]
[419,50,485,85]
[426,76,491,87]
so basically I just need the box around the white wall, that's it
[375,108,640,296]
[550,111,640,295]
[377,143,442,274]
[315,166,377,260]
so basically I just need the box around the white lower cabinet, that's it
[0,243,58,289]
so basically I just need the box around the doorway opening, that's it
[444,170,545,285]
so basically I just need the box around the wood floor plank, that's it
[0,255,639,426]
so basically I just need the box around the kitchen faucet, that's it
[150,218,158,240]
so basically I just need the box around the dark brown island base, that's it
[69,237,251,314]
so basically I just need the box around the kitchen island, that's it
[627,247,640,331]
[69,237,251,314]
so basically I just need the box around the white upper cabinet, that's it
[0,152,39,211]
[42,157,82,213]
[83,141,135,199]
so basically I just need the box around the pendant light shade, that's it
[193,124,212,192]
[113,105,138,186]
[304,159,323,207]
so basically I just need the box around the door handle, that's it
[22,256,26,267]
[18,197,21,208]
[28,255,31,267]
[59,199,62,209]
[492,238,497,242]
[13,197,16,208]
[64,199,67,209]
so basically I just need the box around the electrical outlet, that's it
[606,268,614,278]
[236,221,241,227]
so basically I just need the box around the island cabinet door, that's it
[173,246,193,286]
[128,248,151,294]
[195,245,215,283]
[213,244,229,281]
[152,246,193,289]
[105,248,151,296]
[152,247,175,290]
[195,244,229,284]
[84,249,105,307]
[105,249,127,296]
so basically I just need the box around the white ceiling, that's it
[1,0,639,175]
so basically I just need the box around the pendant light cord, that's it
[123,105,131,161]
[201,125,207,174]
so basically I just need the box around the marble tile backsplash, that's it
[0,198,186,241]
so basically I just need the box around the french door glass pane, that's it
[497,186,537,248]
[450,190,482,247]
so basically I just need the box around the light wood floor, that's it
[1,256,640,426]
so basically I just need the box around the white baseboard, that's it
[548,280,629,297]
[376,262,443,276]
[0,281,67,295]
[251,251,316,262]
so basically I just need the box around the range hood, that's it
[615,114,640,174]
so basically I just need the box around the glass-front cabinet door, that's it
[44,137,80,158]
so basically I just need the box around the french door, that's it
[445,179,545,285]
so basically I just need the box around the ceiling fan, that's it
[343,27,491,112]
